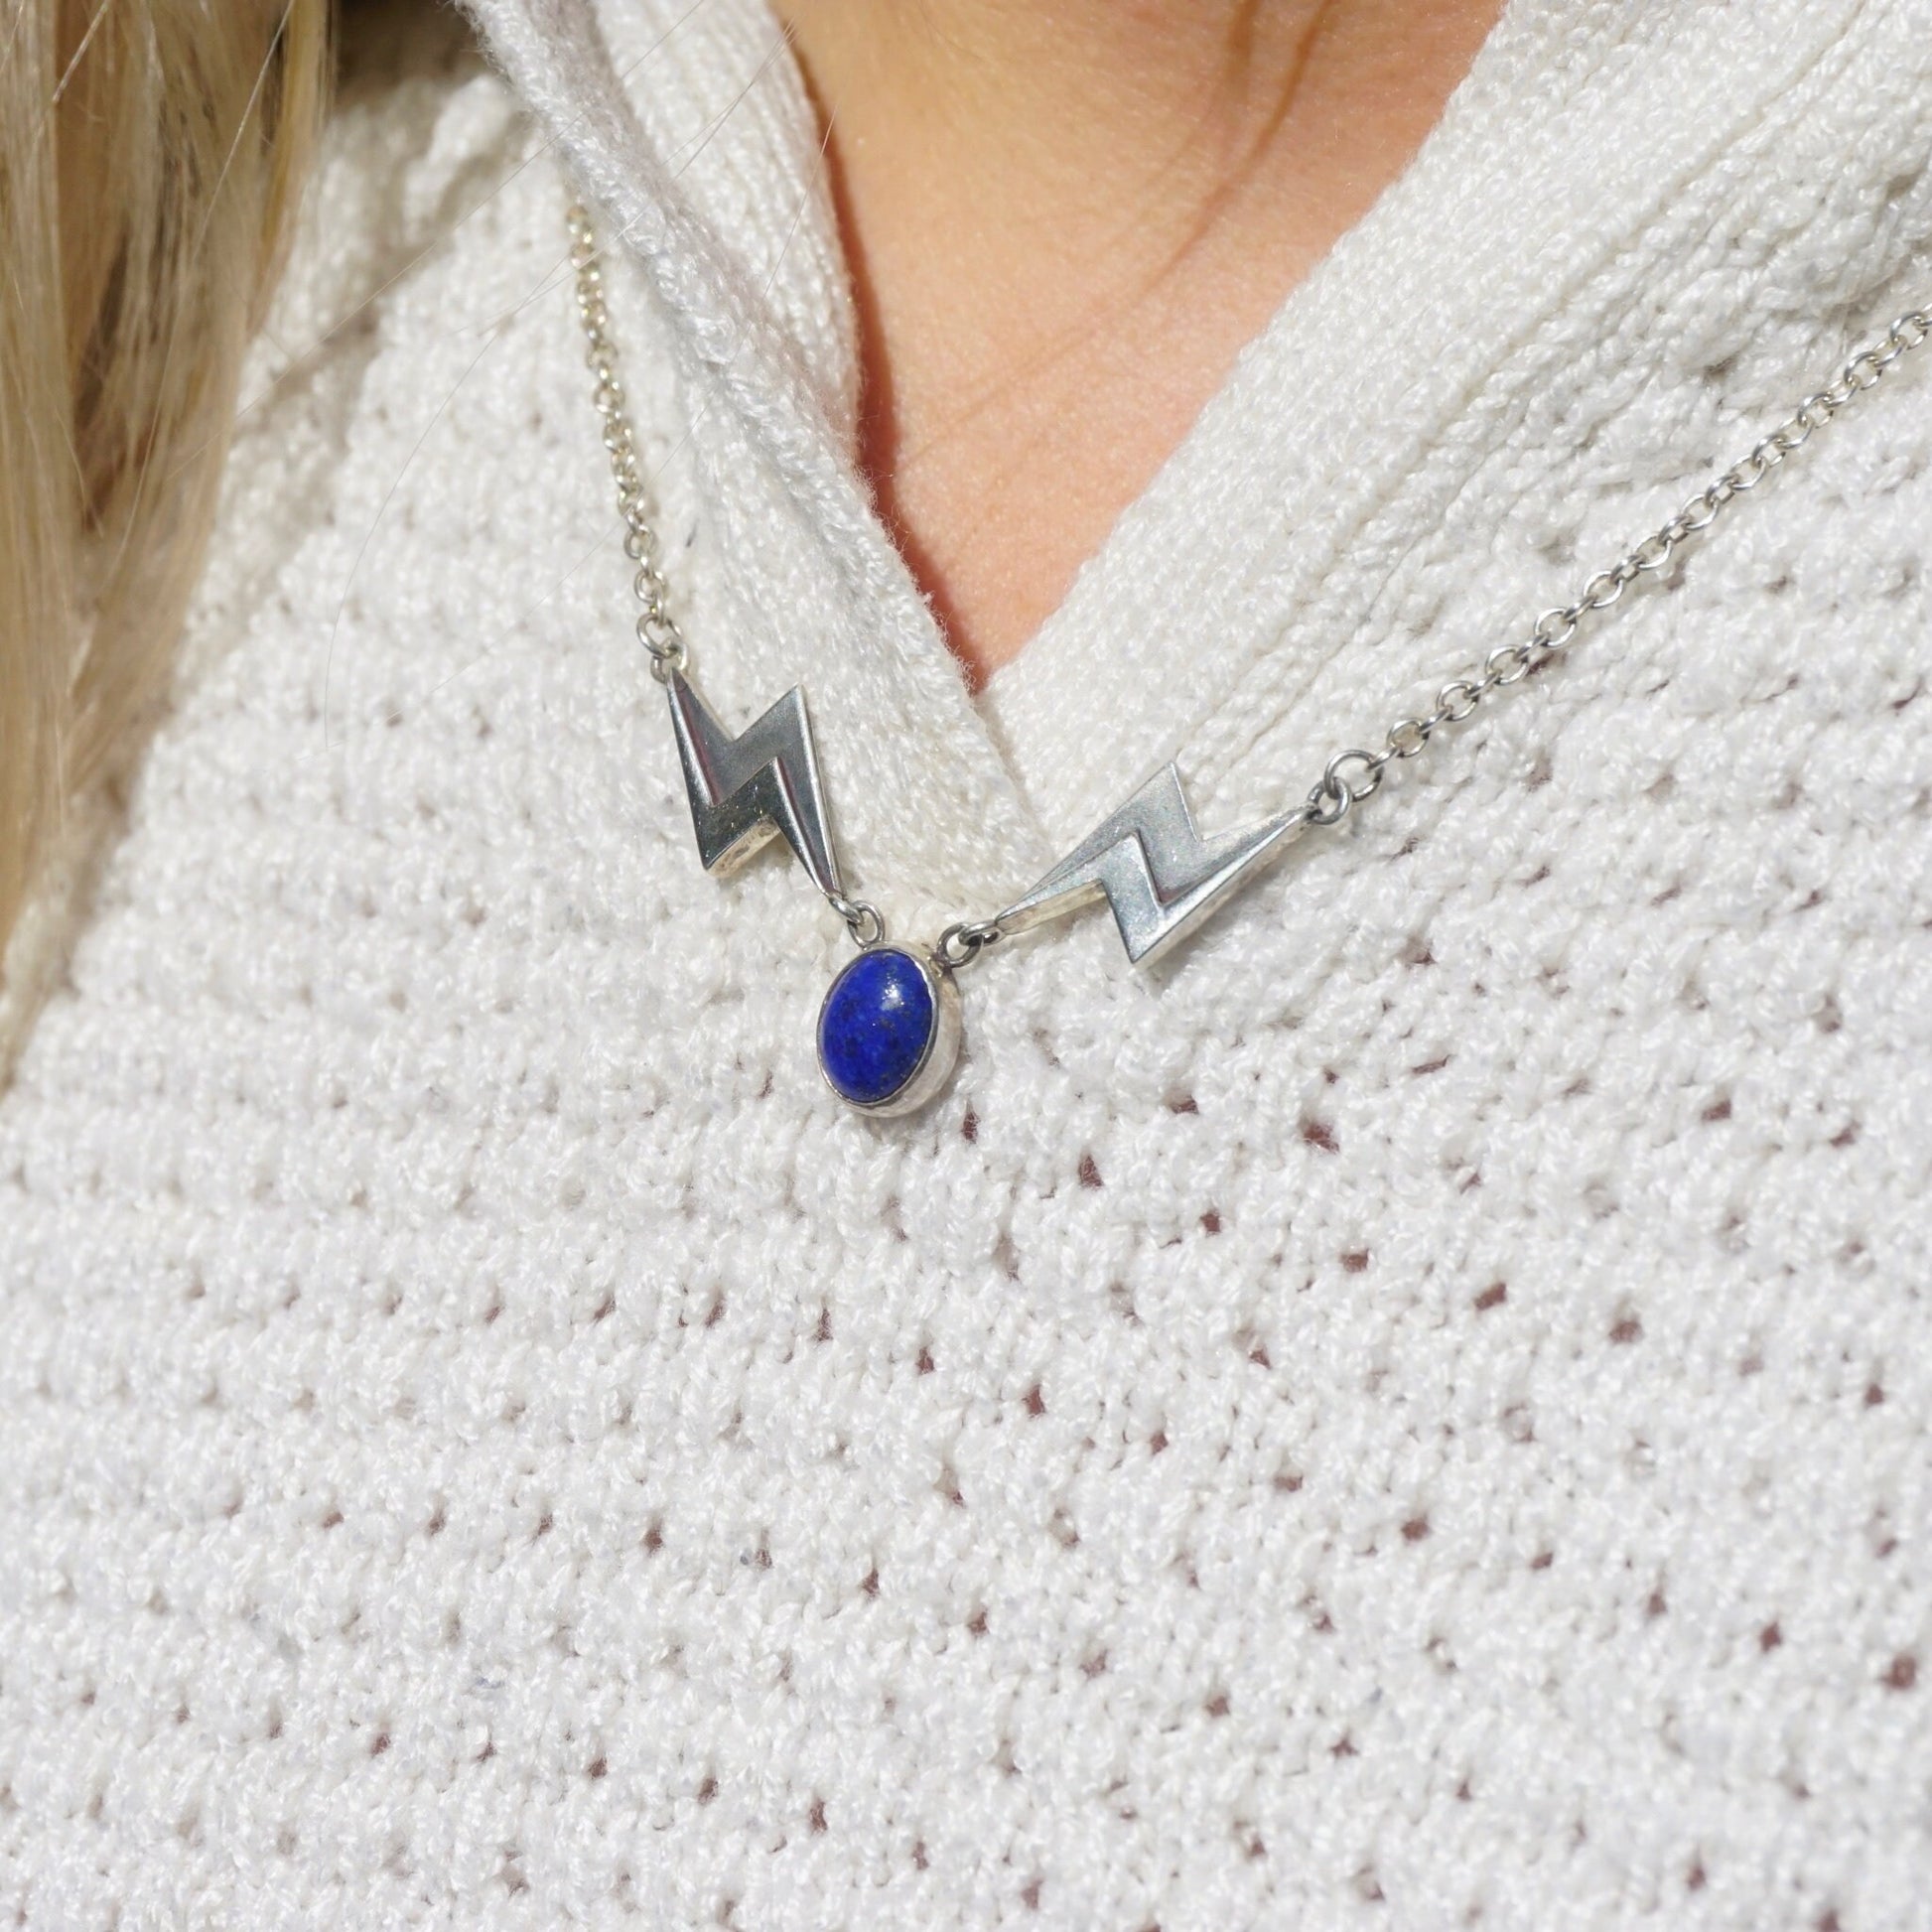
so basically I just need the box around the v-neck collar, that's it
[988,0,1878,840]
[468,0,1047,939]
[468,0,1879,899]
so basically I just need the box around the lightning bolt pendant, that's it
[993,763,1307,968]
[666,670,845,899]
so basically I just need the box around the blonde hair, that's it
[0,0,329,1070]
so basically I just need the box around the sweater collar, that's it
[464,0,1887,916]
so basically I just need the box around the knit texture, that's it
[4,2,1932,1927]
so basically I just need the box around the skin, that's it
[773,0,1510,687]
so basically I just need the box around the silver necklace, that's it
[569,202,1929,1118]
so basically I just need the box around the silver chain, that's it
[569,204,688,683]
[1290,304,1932,833]
[571,203,1928,960]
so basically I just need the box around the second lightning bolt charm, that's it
[992,763,1307,968]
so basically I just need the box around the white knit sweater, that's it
[5,2,1932,1926]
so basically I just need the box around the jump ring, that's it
[1306,773,1352,827]
[936,919,1001,969]
[830,896,886,947]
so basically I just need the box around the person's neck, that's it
[775,0,1506,687]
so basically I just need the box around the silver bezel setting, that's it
[817,944,963,1118]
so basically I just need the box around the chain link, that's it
[1297,306,1930,830]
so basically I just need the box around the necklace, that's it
[568,202,1929,1118]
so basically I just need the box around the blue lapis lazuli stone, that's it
[818,947,936,1107]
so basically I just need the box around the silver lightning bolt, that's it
[666,671,845,899]
[993,764,1306,967]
